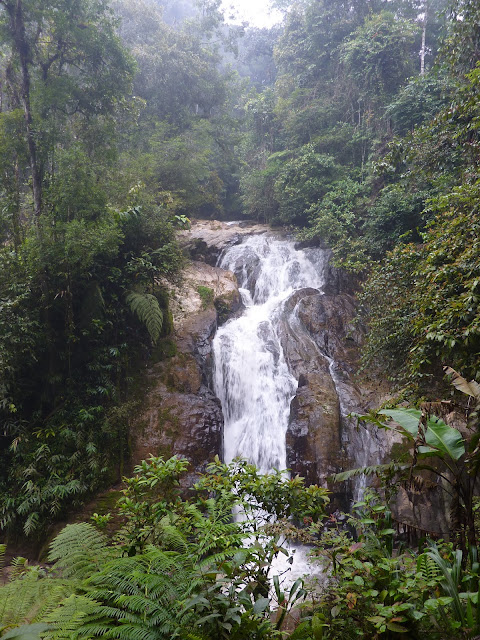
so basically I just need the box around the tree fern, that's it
[43,595,101,640]
[47,547,193,639]
[0,569,73,634]
[48,523,112,579]
[125,291,163,344]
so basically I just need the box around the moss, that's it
[197,285,214,309]
[156,406,180,431]
[93,490,123,515]
[153,337,177,360]
[214,296,233,325]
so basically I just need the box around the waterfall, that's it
[211,232,383,584]
[213,234,328,472]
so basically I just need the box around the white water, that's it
[212,235,331,586]
[213,235,327,472]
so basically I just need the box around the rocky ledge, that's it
[178,219,271,265]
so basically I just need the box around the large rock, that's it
[130,260,241,478]
[274,289,354,504]
[132,365,223,486]
[276,285,389,507]
[178,219,271,265]
[286,370,342,487]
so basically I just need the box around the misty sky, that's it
[221,0,283,28]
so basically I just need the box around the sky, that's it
[221,0,283,28]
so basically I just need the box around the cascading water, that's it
[213,234,328,473]
[212,231,386,586]
[212,234,331,585]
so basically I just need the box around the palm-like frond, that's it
[44,594,108,640]
[125,292,163,344]
[0,570,74,634]
[47,547,193,640]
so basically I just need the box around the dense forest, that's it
[0,0,480,637]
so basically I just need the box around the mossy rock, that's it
[197,285,214,309]
[152,337,178,360]
[214,292,240,325]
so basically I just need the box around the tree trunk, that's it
[420,3,428,76]
[3,0,42,218]
[12,153,21,250]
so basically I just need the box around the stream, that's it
[211,231,384,584]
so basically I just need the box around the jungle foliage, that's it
[0,0,242,537]
[238,0,480,390]
[1,2,480,637]
[2,457,480,640]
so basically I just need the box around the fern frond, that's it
[417,553,440,582]
[48,523,112,579]
[156,519,188,554]
[331,462,409,483]
[0,571,74,632]
[48,548,194,639]
[10,557,29,580]
[43,594,105,640]
[125,291,163,344]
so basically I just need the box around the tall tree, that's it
[0,0,134,225]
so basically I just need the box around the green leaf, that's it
[312,613,326,640]
[183,595,210,610]
[380,408,465,461]
[386,621,408,633]
[196,613,221,625]
[253,597,270,614]
[423,417,465,461]
[2,624,50,640]
[379,408,422,438]
[331,605,341,618]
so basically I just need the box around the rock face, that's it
[130,259,241,481]
[131,354,223,487]
[274,284,370,508]
[178,219,271,266]
[132,222,376,504]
